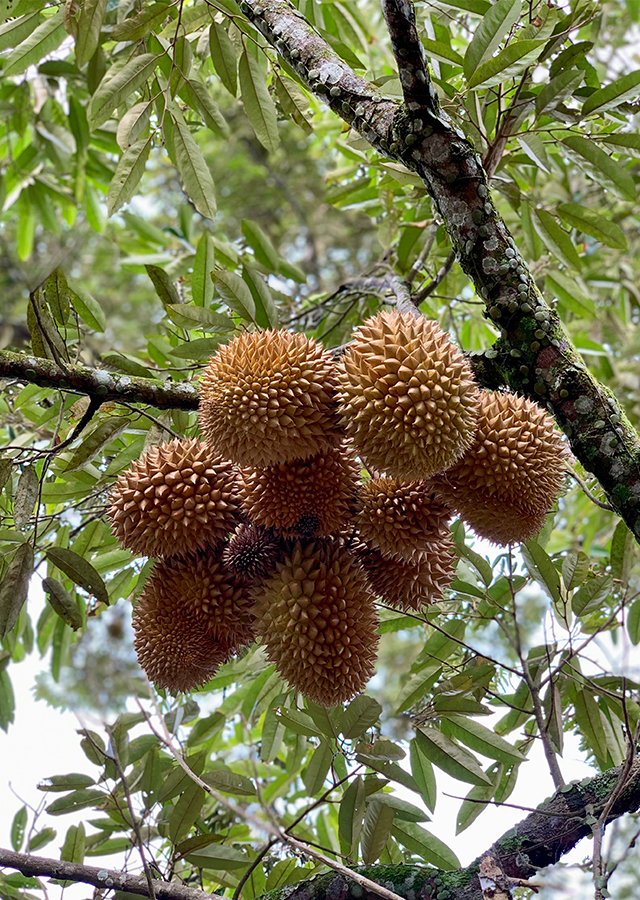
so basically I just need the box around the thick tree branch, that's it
[0,849,212,900]
[0,350,199,411]
[3,761,640,900]
[239,0,640,544]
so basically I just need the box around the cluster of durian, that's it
[108,311,566,703]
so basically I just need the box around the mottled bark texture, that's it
[2,762,640,900]
[0,349,199,411]
[239,0,640,542]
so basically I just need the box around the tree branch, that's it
[0,350,199,411]
[238,0,640,545]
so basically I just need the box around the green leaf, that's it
[339,775,365,852]
[88,54,160,129]
[192,233,215,307]
[46,789,107,815]
[276,708,322,737]
[169,106,216,220]
[65,416,129,471]
[242,219,279,270]
[260,705,285,762]
[535,68,584,115]
[69,283,107,332]
[212,268,256,322]
[360,799,394,863]
[545,270,595,317]
[562,134,636,201]
[75,0,107,67]
[532,209,581,271]
[42,578,83,630]
[273,72,312,134]
[165,303,233,331]
[170,337,223,359]
[355,740,405,762]
[414,727,491,787]
[627,597,640,645]
[455,541,492,587]
[366,793,429,823]
[11,806,27,852]
[600,132,640,158]
[107,137,152,216]
[456,766,501,835]
[27,827,57,852]
[209,19,237,96]
[3,10,65,77]
[582,69,640,115]
[116,101,152,152]
[184,844,247,870]
[60,823,85,864]
[146,264,181,307]
[610,520,635,586]
[444,717,527,764]
[111,2,172,41]
[522,541,562,604]
[0,12,43,54]
[201,769,256,796]
[46,547,109,607]
[463,0,522,80]
[44,268,71,326]
[395,664,441,714]
[467,40,543,88]
[239,48,279,153]
[421,38,463,67]
[561,551,590,591]
[0,543,34,639]
[574,689,608,764]
[409,738,436,812]
[303,741,332,796]
[341,695,382,739]
[556,203,627,250]
[242,265,279,329]
[572,575,613,617]
[517,133,553,173]
[13,464,39,528]
[180,79,230,140]
[391,821,460,870]
[38,773,96,793]
[169,782,206,842]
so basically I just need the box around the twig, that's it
[566,467,614,512]
[414,249,456,302]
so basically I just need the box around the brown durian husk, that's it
[356,477,452,562]
[239,443,360,537]
[143,550,255,649]
[337,310,479,479]
[253,539,379,706]
[133,583,232,693]
[432,390,566,545]
[108,438,242,558]
[199,329,343,467]
[353,534,456,612]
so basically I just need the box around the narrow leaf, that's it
[444,716,527,764]
[562,135,636,201]
[467,39,543,89]
[303,742,332,796]
[463,0,522,80]
[211,268,256,321]
[415,727,491,787]
[107,137,152,215]
[75,0,106,67]
[170,107,216,219]
[611,520,635,586]
[239,48,279,153]
[556,202,627,250]
[209,19,237,96]
[3,10,65,77]
[535,68,584,114]
[0,543,34,638]
[14,465,39,528]
[88,54,160,129]
[42,577,83,630]
[360,799,394,864]
[409,738,437,812]
[116,101,152,151]
[11,806,27,852]
[165,303,233,331]
[582,69,640,115]
[242,265,279,329]
[69,284,106,331]
[146,264,181,307]
[340,695,382,739]
[180,79,229,139]
[192,233,215,306]
[46,547,109,606]
[391,821,460,870]
[339,775,365,852]
[532,209,581,270]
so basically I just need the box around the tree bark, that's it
[2,761,640,900]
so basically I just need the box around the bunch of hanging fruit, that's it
[107,311,566,703]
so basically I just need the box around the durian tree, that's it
[1,0,640,899]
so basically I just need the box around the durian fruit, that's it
[222,524,285,584]
[337,310,479,479]
[239,443,360,537]
[108,438,242,558]
[199,330,343,467]
[144,550,255,648]
[254,539,379,706]
[433,391,566,544]
[356,478,452,561]
[353,535,456,612]
[133,581,232,693]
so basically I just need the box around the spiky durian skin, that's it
[337,311,479,479]
[353,535,456,612]
[133,585,231,693]
[433,391,566,544]
[254,540,379,706]
[142,551,255,649]
[239,444,360,537]
[222,525,286,585]
[108,438,242,558]
[356,478,452,561]
[199,330,343,467]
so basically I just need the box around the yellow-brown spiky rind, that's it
[254,539,379,706]
[356,478,452,562]
[353,535,456,612]
[239,443,360,537]
[199,330,343,467]
[108,438,242,558]
[337,311,479,479]
[433,391,566,545]
[133,582,232,693]
[222,525,285,584]
[143,551,255,648]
